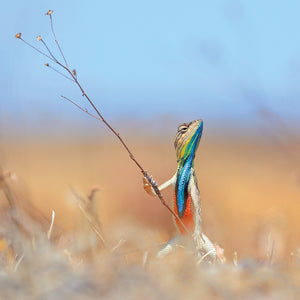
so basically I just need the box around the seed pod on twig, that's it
[45,10,53,15]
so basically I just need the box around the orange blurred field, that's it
[1,133,300,261]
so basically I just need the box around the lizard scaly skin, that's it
[144,119,222,262]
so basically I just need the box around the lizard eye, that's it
[179,125,188,133]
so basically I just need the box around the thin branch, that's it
[40,39,58,62]
[61,96,101,120]
[19,37,55,62]
[15,12,190,236]
[61,94,189,233]
[46,64,74,81]
[49,14,69,69]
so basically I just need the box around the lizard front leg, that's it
[143,172,177,196]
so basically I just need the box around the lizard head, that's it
[174,119,203,165]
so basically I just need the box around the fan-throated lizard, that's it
[143,119,224,262]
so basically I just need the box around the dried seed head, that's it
[46,10,53,15]
[45,63,49,67]
[15,33,22,39]
[36,35,42,42]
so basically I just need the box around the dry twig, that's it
[47,210,55,240]
[70,186,106,247]
[15,11,189,235]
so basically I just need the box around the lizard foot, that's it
[193,231,217,262]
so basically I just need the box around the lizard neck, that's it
[175,155,194,218]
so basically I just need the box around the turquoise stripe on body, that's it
[175,155,193,217]
[175,122,203,218]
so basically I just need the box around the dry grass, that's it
[0,134,300,299]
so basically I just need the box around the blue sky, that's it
[1,0,300,135]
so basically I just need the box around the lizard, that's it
[143,119,223,262]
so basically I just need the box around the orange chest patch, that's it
[173,192,194,235]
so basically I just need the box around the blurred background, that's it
[1,1,300,261]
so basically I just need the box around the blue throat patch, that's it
[175,154,193,218]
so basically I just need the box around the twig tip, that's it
[45,10,53,16]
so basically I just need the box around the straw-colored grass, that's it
[0,136,299,299]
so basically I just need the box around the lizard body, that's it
[144,119,222,262]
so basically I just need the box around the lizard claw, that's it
[143,175,155,196]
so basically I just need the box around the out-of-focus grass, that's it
[0,134,300,298]
[2,135,300,259]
